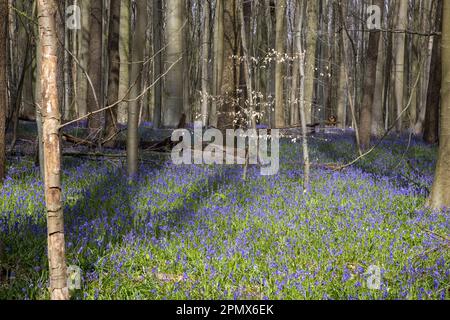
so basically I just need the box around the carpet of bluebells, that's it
[0,130,449,300]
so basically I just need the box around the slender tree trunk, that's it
[429,0,450,209]
[359,0,383,150]
[163,0,184,128]
[275,0,286,128]
[295,0,309,191]
[211,0,224,128]
[290,1,301,126]
[372,36,385,136]
[104,0,121,148]
[0,0,7,181]
[34,2,45,179]
[152,0,162,128]
[393,0,408,132]
[304,0,318,124]
[127,0,147,177]
[200,0,211,127]
[37,0,69,300]
[117,0,130,124]
[76,0,90,117]
[87,0,103,132]
[238,0,256,130]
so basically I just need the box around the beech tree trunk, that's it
[37,0,69,300]
[424,1,442,145]
[127,0,147,177]
[152,0,162,128]
[275,0,286,128]
[211,0,224,128]
[359,0,383,150]
[86,0,103,131]
[429,0,450,209]
[200,0,211,126]
[393,0,408,132]
[104,0,121,148]
[304,0,318,124]
[163,0,184,128]
[0,0,7,181]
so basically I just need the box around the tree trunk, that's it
[304,0,318,124]
[393,0,408,132]
[163,0,184,128]
[275,0,286,128]
[104,0,121,148]
[296,0,309,191]
[238,0,256,129]
[75,0,90,117]
[371,36,385,136]
[37,0,69,300]
[424,1,442,145]
[127,0,147,177]
[290,1,301,126]
[359,0,383,150]
[152,0,162,128]
[200,0,211,127]
[34,1,45,179]
[429,0,450,209]
[86,0,103,132]
[211,0,224,128]
[0,0,7,181]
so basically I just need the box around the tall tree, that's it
[152,0,163,128]
[163,0,184,128]
[238,0,256,129]
[304,0,318,124]
[127,0,147,177]
[359,0,383,150]
[211,0,224,128]
[429,0,450,209]
[423,0,442,145]
[274,0,286,128]
[393,0,408,132]
[86,0,103,132]
[37,0,69,300]
[104,0,121,148]
[200,0,211,127]
[0,0,7,181]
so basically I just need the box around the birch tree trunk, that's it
[0,0,6,181]
[429,0,450,209]
[275,0,286,128]
[37,0,69,300]
[295,0,309,191]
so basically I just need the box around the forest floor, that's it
[0,122,449,299]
